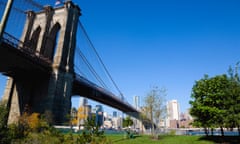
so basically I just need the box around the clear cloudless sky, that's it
[1,0,240,114]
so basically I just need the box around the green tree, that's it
[123,116,133,128]
[190,74,230,136]
[76,118,111,144]
[226,63,240,135]
[143,86,166,137]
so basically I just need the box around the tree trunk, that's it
[151,121,155,136]
[220,126,224,136]
[238,125,240,136]
[204,127,209,136]
[150,107,154,136]
[211,128,214,136]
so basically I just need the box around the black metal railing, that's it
[75,73,133,107]
[1,32,51,64]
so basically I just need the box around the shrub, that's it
[76,118,112,144]
[0,101,11,144]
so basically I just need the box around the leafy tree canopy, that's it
[190,62,240,136]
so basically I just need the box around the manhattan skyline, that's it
[0,0,240,114]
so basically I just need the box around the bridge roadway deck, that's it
[0,40,140,116]
[72,75,139,114]
[0,41,51,77]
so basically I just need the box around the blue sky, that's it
[74,0,240,113]
[1,0,240,114]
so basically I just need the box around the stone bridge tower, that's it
[2,1,81,124]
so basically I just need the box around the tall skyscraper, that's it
[133,95,140,109]
[78,97,90,126]
[79,97,88,106]
[78,105,92,126]
[113,111,117,117]
[167,100,180,120]
[95,105,104,126]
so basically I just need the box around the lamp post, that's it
[0,0,14,41]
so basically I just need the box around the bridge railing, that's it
[2,32,51,64]
[75,73,133,107]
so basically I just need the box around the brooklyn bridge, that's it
[0,0,140,125]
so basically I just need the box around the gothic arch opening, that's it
[29,26,41,51]
[44,22,61,60]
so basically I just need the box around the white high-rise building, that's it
[165,100,180,128]
[167,100,180,120]
[133,95,140,109]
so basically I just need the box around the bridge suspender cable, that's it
[74,65,87,79]
[78,21,125,98]
[75,46,108,89]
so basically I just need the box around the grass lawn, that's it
[106,134,240,144]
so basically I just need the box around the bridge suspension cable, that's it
[75,46,108,89]
[24,0,44,9]
[77,21,125,99]
[0,0,42,39]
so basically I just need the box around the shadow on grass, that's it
[199,136,240,144]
